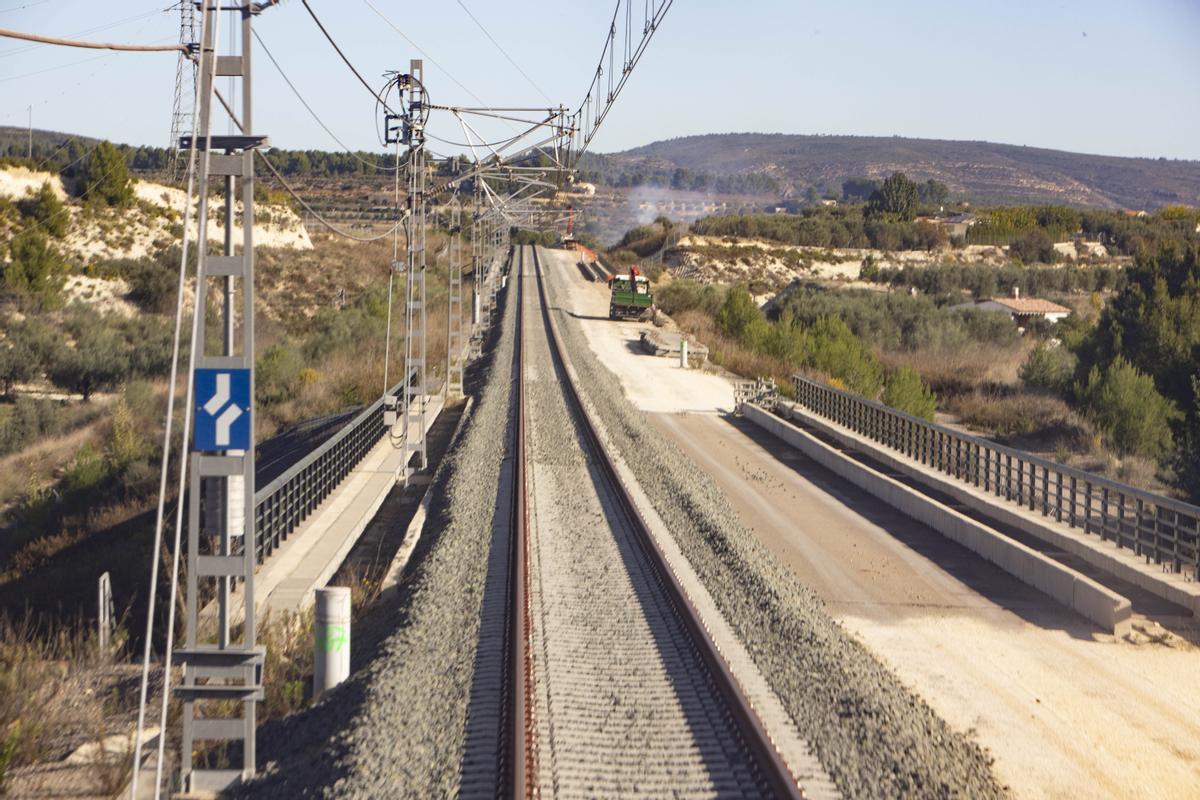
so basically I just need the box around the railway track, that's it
[504,245,803,798]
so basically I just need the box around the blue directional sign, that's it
[194,368,251,452]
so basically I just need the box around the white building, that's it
[951,288,1071,328]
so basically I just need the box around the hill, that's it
[601,133,1200,210]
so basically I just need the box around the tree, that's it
[1074,244,1199,413]
[18,181,69,237]
[971,269,998,301]
[866,172,919,221]
[1182,377,1200,502]
[918,179,950,205]
[81,140,133,206]
[884,366,937,419]
[0,338,34,397]
[1009,229,1058,264]
[48,329,129,401]
[716,287,763,341]
[3,229,69,309]
[1077,357,1180,459]
[842,177,879,202]
[0,318,61,396]
[803,315,884,398]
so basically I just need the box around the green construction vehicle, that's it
[607,264,653,319]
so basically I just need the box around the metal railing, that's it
[789,374,1200,580]
[250,375,409,563]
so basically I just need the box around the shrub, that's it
[3,229,68,310]
[123,315,174,377]
[804,316,884,397]
[106,395,146,471]
[884,366,937,420]
[774,285,1019,353]
[859,253,879,281]
[1020,342,1076,394]
[99,253,177,313]
[655,280,726,317]
[61,444,109,497]
[257,343,305,406]
[0,398,67,456]
[17,182,68,238]
[1077,357,1181,459]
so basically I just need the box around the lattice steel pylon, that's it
[174,0,269,792]
[446,198,465,398]
[167,0,198,182]
[401,59,428,471]
[468,182,484,359]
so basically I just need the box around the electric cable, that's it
[252,28,392,171]
[454,0,552,105]
[0,25,186,52]
[0,0,51,13]
[256,149,406,242]
[0,50,112,81]
[427,129,523,149]
[299,0,398,116]
[360,0,482,107]
[0,7,168,57]
[129,6,222,794]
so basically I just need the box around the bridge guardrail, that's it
[789,373,1200,580]
[250,373,411,563]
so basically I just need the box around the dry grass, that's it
[0,402,110,514]
[0,613,146,795]
[672,309,798,395]
[945,386,1092,445]
[880,338,1035,396]
[254,231,461,436]
[256,230,454,330]
[259,610,316,724]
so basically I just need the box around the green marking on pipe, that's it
[318,624,348,653]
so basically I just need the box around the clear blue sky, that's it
[2,0,1198,160]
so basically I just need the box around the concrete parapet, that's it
[743,403,1132,635]
[776,402,1200,618]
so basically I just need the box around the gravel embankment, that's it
[538,247,1005,799]
[240,269,518,798]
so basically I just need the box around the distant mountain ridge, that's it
[8,126,1198,211]
[607,133,1200,210]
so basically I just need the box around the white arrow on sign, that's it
[204,373,230,416]
[202,372,243,447]
[215,404,243,448]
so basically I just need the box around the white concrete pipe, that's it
[473,291,481,325]
[680,340,688,369]
[314,587,351,699]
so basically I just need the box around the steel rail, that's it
[518,245,804,798]
[508,246,532,798]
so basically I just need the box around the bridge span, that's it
[182,245,1198,799]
